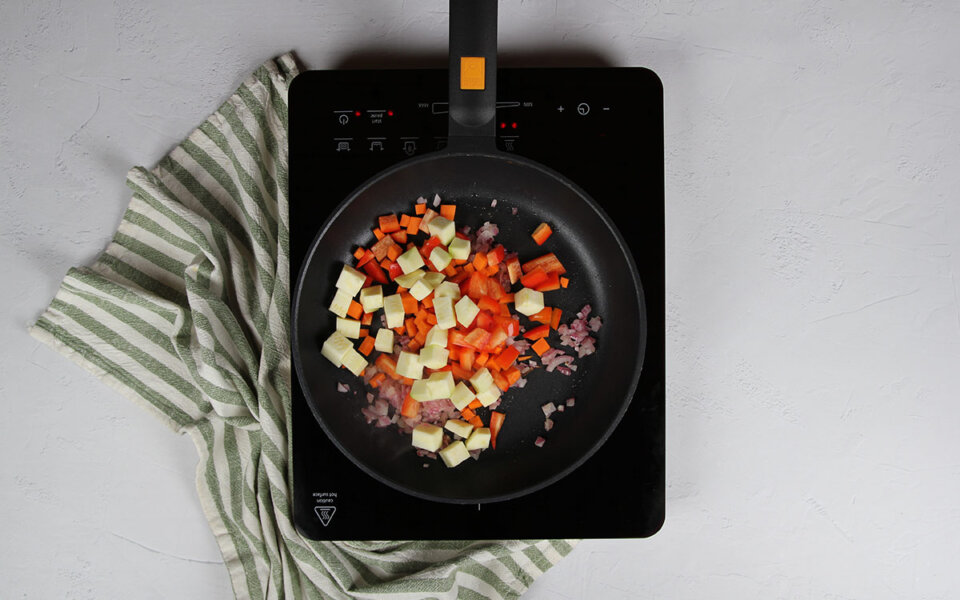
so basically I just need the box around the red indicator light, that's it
[511,122,517,129]
[387,110,394,116]
[355,111,361,117]
[500,122,506,129]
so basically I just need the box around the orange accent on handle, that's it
[460,56,485,90]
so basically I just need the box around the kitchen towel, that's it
[29,53,577,599]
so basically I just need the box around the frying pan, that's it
[292,0,646,503]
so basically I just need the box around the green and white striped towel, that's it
[29,53,578,599]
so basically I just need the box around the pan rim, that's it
[291,148,647,504]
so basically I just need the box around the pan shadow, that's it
[330,46,616,70]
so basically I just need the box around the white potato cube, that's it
[433,296,457,329]
[320,331,353,366]
[336,317,361,339]
[424,326,447,348]
[358,285,383,313]
[394,269,426,288]
[329,288,353,318]
[412,423,443,452]
[469,367,494,393]
[340,348,368,376]
[427,371,455,399]
[454,296,479,327]
[434,281,461,300]
[439,440,470,467]
[464,427,491,451]
[429,247,452,271]
[476,384,501,407]
[410,379,432,402]
[335,264,366,296]
[449,382,476,410]
[383,294,404,329]
[422,271,446,287]
[419,345,449,370]
[427,216,456,245]
[396,247,425,274]
[448,237,471,260]
[395,351,423,380]
[408,278,436,301]
[374,328,394,353]
[514,287,545,316]
[444,419,474,439]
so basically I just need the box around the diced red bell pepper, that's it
[534,271,561,292]
[494,315,520,337]
[475,310,494,330]
[390,230,408,244]
[520,267,549,289]
[400,393,419,417]
[463,328,490,350]
[523,324,551,340]
[467,272,488,299]
[420,235,444,257]
[459,348,476,371]
[521,253,566,275]
[477,295,500,314]
[387,261,404,280]
[489,244,506,265]
[489,411,505,449]
[485,278,504,300]
[506,257,522,284]
[356,248,376,268]
[529,306,553,325]
[449,330,470,347]
[485,326,508,351]
[362,259,388,284]
[495,346,520,370]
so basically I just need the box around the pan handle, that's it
[447,0,498,151]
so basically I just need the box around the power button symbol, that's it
[338,114,349,125]
[577,102,590,116]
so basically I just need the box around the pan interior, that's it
[293,153,646,503]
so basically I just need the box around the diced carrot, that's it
[450,363,474,381]
[521,267,549,289]
[379,257,392,269]
[550,308,562,330]
[486,250,501,267]
[469,415,484,429]
[421,295,434,309]
[494,346,520,370]
[405,317,417,337]
[379,214,401,233]
[358,328,370,338]
[353,247,365,260]
[506,257,522,284]
[560,277,570,288]
[529,307,552,325]
[531,338,551,356]
[386,244,402,261]
[401,377,415,386]
[460,407,476,421]
[499,303,511,317]
[500,293,514,304]
[467,399,483,410]
[414,329,427,346]
[454,258,468,265]
[534,271,561,292]
[373,227,385,240]
[369,372,386,388]
[521,253,566,275]
[402,217,419,237]
[401,293,418,314]
[504,366,521,386]
[439,204,456,220]
[463,263,476,275]
[400,394,419,418]
[358,336,376,356]
[524,324,550,340]
[356,249,376,268]
[361,312,373,326]
[460,348,475,371]
[448,347,460,361]
[492,370,510,393]
[472,252,488,271]
[391,230,408,244]
[400,214,411,227]
[475,351,490,367]
[517,355,531,361]
[375,355,399,379]
[531,222,553,245]
[477,295,499,314]
[347,300,363,319]
[407,340,422,352]
[448,270,470,284]
[482,264,499,277]
[414,203,426,215]
[426,313,438,325]
[489,411,505,449]
[449,330,469,347]
[443,264,458,277]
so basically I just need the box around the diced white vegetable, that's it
[396,247,425,274]
[464,427,491,451]
[439,440,470,467]
[394,269,426,288]
[410,379,432,402]
[395,351,423,380]
[412,423,443,452]
[475,385,501,407]
[340,348,367,376]
[514,287,545,316]
[448,237,471,260]
[427,371,455,399]
[329,288,353,318]
[320,331,353,366]
[419,345,449,370]
[358,285,383,313]
[454,296,479,327]
[444,419,474,438]
[374,328,394,353]
[433,296,457,329]
[433,281,461,300]
[335,264,366,296]
[427,216,456,245]
[383,294,404,329]
[408,277,436,301]
[336,317,361,338]
[422,271,446,287]
[424,326,447,348]
[429,247,452,271]
[469,367,494,393]
[449,382,476,410]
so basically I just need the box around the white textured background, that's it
[2,0,959,598]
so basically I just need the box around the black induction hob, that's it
[289,68,663,540]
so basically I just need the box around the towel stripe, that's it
[30,53,578,599]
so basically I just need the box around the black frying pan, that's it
[292,0,646,503]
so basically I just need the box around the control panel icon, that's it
[577,102,590,115]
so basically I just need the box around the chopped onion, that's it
[541,402,557,418]
[544,418,554,431]
[490,198,497,207]
[433,193,442,206]
[534,436,546,448]
[565,397,576,407]
[336,382,350,393]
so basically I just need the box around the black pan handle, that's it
[447,0,498,151]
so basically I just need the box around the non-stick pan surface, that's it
[291,0,646,503]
